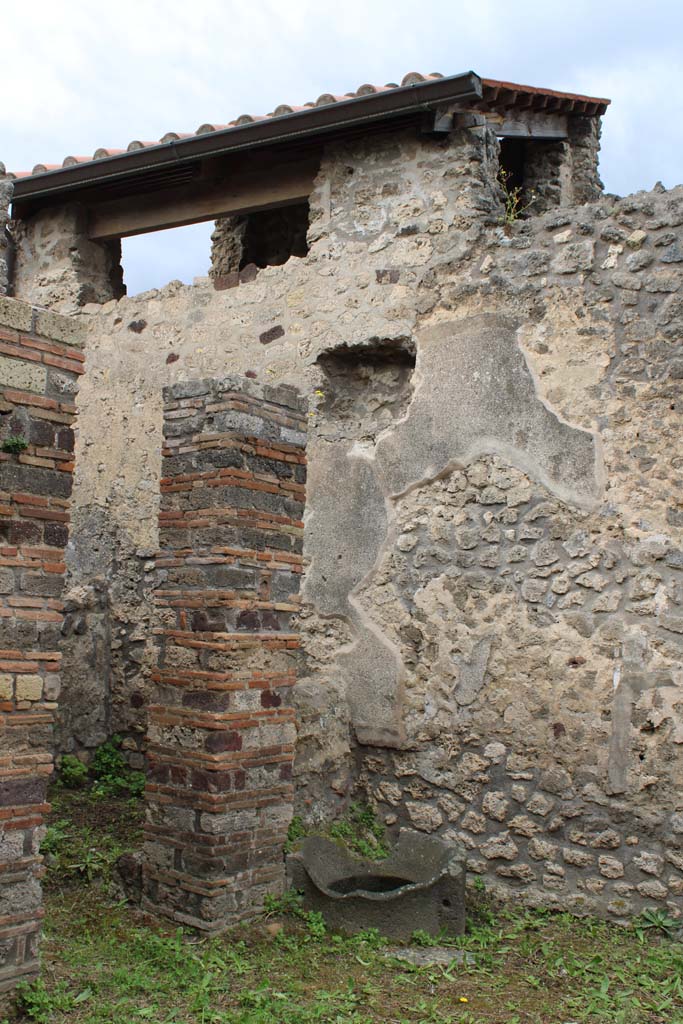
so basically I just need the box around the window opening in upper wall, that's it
[240,202,310,270]
[120,198,311,295]
[498,136,567,215]
[498,138,526,197]
[121,221,214,295]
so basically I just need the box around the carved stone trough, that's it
[286,829,466,940]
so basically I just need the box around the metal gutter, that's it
[12,72,483,206]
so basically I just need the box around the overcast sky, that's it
[4,0,681,295]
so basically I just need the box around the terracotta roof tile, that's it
[93,148,125,160]
[158,133,192,144]
[126,140,158,152]
[30,163,62,175]
[8,71,610,180]
[62,155,94,167]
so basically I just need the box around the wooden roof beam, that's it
[87,156,320,240]
[496,111,568,140]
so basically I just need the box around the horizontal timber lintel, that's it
[87,156,320,240]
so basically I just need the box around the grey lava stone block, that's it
[286,829,466,940]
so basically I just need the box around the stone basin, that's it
[286,828,466,940]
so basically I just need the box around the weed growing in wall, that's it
[90,735,145,798]
[57,754,89,789]
[55,737,144,798]
[498,168,536,225]
[1,434,29,454]
[328,803,388,860]
[285,814,307,850]
[286,802,389,861]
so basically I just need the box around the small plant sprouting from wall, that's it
[54,737,145,799]
[286,803,389,861]
[58,755,89,789]
[90,735,145,798]
[1,434,29,454]
[498,167,536,225]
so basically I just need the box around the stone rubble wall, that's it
[346,187,683,921]
[0,170,12,296]
[5,116,682,922]
[12,205,125,312]
[143,377,306,930]
[566,116,604,205]
[209,217,247,278]
[520,141,567,213]
[0,297,84,991]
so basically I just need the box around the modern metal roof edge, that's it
[11,72,483,202]
[9,70,611,205]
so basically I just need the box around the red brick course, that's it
[0,300,83,992]
[143,377,306,931]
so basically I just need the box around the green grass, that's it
[40,787,143,888]
[287,802,389,861]
[3,793,683,1023]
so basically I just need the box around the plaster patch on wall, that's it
[308,312,602,746]
[303,439,407,744]
[375,314,602,507]
[303,441,388,619]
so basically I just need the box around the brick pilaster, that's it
[0,297,84,991]
[143,377,307,931]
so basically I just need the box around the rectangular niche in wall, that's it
[143,376,307,931]
[316,337,416,442]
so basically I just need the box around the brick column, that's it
[0,297,83,992]
[143,377,307,931]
